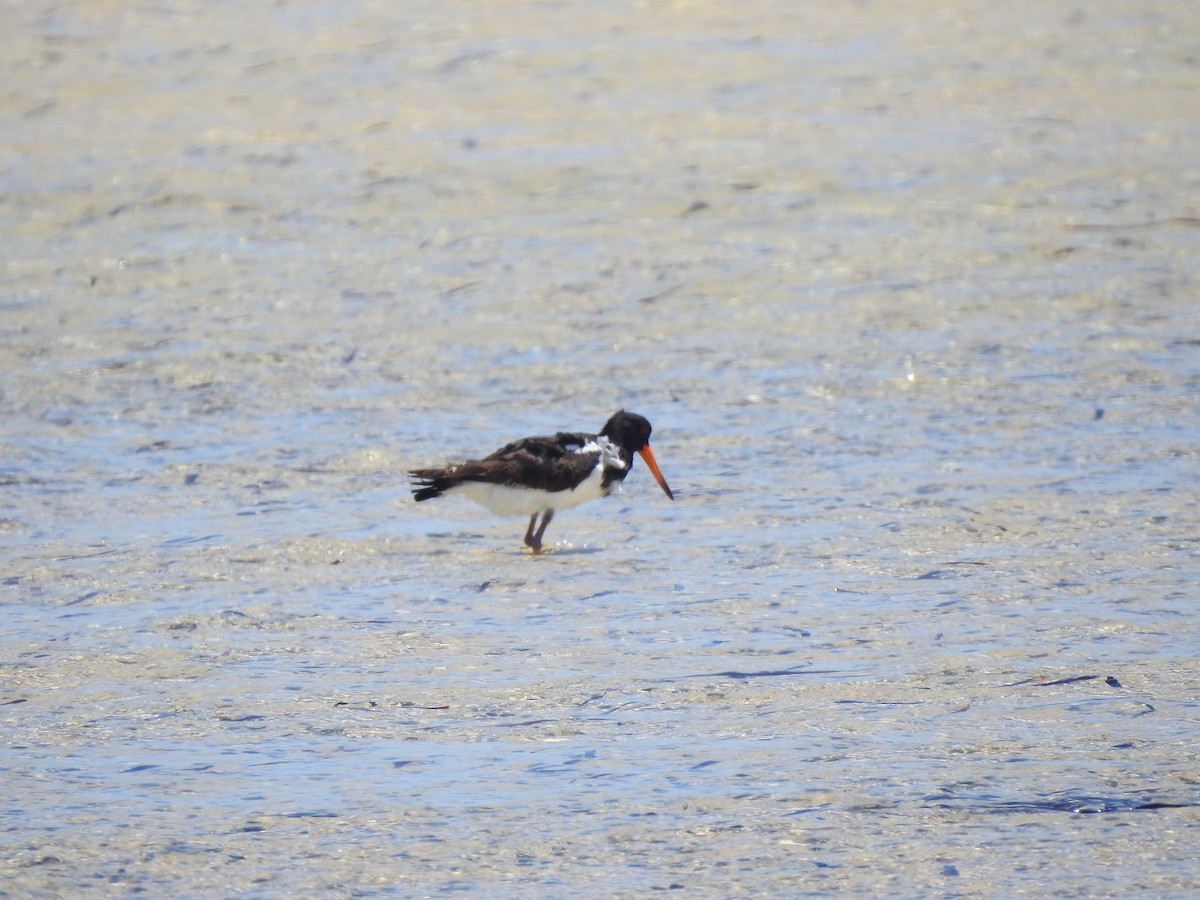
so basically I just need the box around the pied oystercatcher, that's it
[409,410,674,553]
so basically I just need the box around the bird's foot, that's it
[523,511,552,555]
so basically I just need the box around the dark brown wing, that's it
[410,432,601,500]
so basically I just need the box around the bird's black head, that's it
[600,410,673,500]
[600,410,653,453]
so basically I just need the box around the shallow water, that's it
[3,0,1200,896]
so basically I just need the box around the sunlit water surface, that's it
[3,1,1199,896]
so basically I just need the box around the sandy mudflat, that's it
[2,1,1199,896]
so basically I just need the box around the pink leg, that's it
[524,510,554,554]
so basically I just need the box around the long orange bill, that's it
[637,444,674,500]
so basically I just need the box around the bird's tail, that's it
[409,469,455,502]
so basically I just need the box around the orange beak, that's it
[637,444,674,501]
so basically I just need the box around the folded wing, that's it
[411,432,602,500]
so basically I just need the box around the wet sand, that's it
[3,1,1199,896]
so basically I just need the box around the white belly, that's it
[454,462,612,517]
